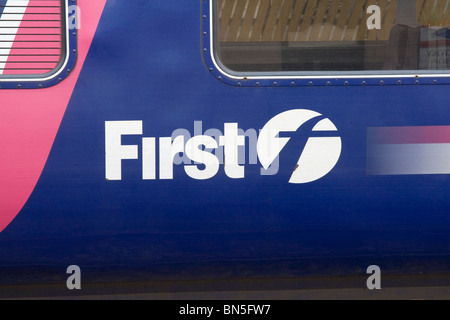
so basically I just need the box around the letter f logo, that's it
[257,109,342,184]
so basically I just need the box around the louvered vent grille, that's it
[0,0,64,77]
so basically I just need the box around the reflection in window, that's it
[215,0,450,73]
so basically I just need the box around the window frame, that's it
[0,0,77,89]
[203,0,450,86]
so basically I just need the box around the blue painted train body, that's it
[1,0,450,296]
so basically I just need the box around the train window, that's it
[212,0,450,76]
[0,0,77,89]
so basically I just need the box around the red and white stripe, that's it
[367,126,450,176]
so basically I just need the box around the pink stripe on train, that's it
[368,126,450,145]
[367,126,450,176]
[0,0,107,232]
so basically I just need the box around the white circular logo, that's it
[257,109,342,184]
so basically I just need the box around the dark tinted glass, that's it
[215,0,450,73]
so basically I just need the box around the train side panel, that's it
[0,0,450,294]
